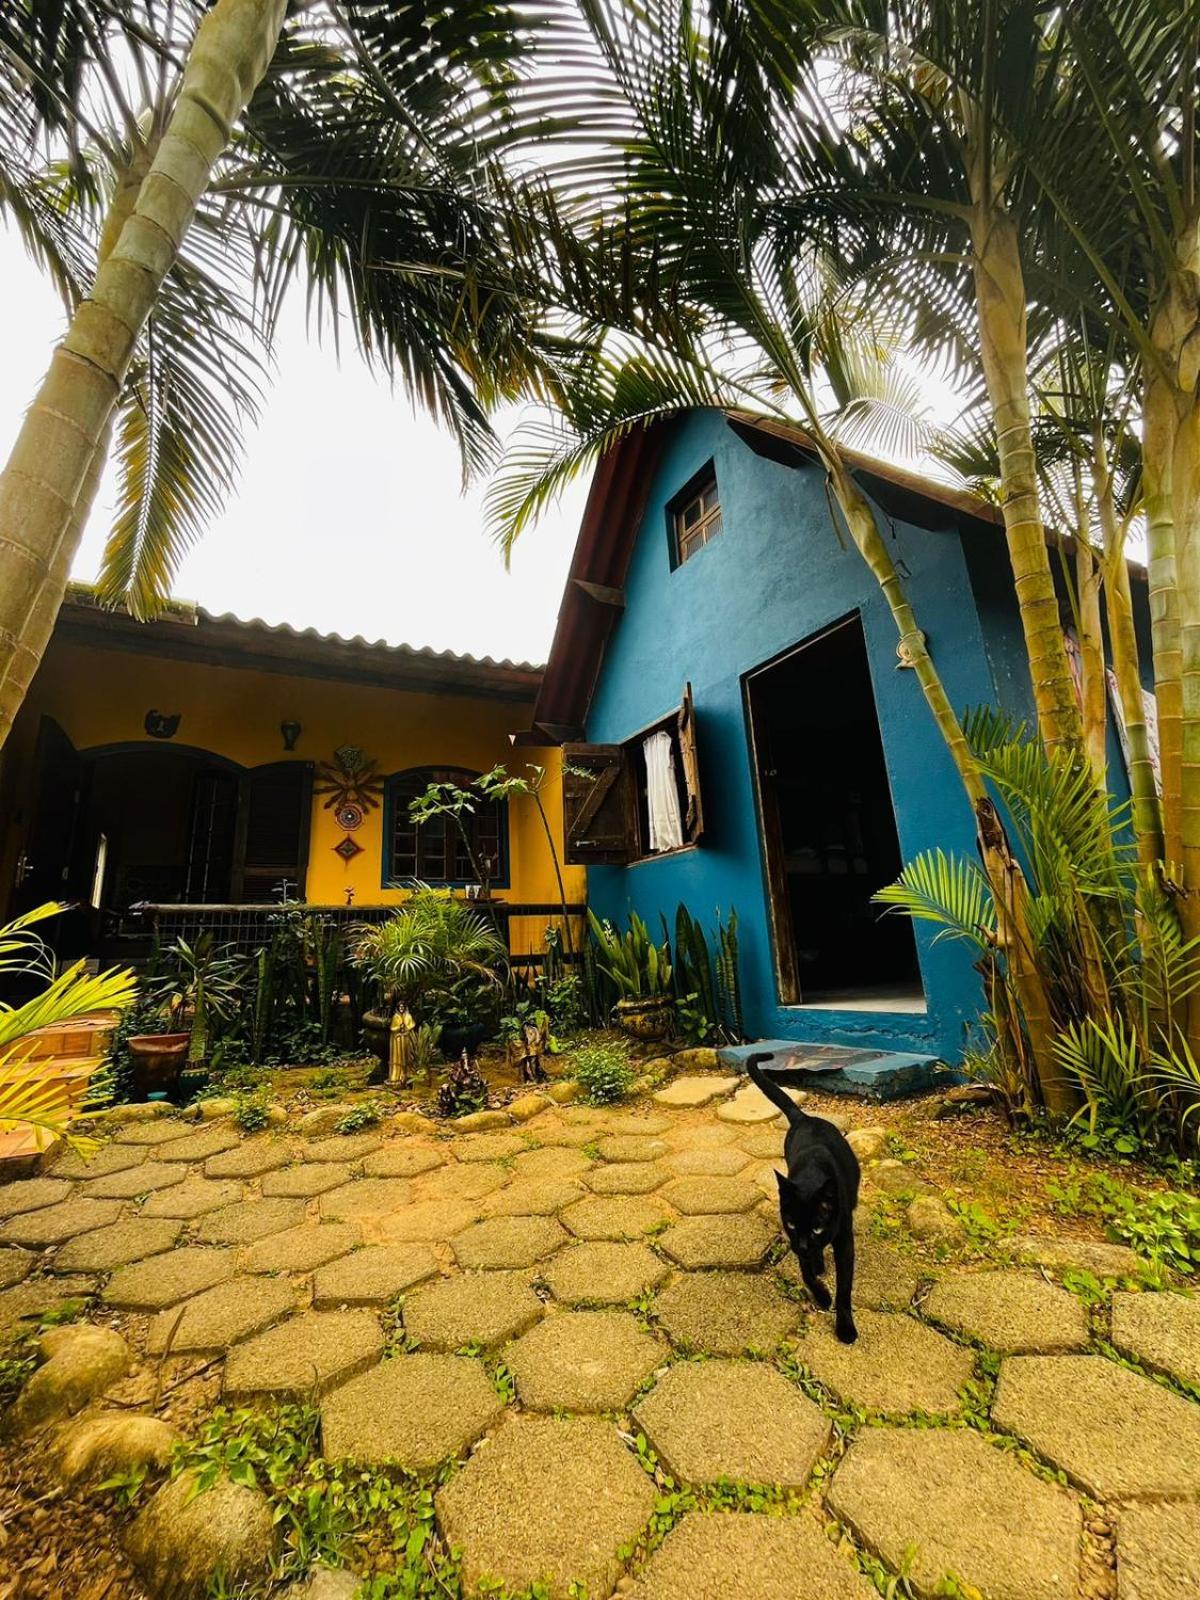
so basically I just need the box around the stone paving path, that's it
[1,1071,1199,1599]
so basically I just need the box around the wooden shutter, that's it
[677,682,704,843]
[562,744,635,864]
[233,761,314,901]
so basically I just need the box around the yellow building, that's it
[0,592,583,962]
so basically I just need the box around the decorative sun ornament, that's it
[314,746,384,813]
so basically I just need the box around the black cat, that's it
[746,1052,860,1343]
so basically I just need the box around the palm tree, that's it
[0,0,554,749]
[483,0,1070,1106]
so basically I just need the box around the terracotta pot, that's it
[126,1033,189,1101]
[614,996,674,1041]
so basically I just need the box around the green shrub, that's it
[334,1102,383,1135]
[572,1040,635,1104]
[233,1093,271,1133]
[1049,1169,1200,1276]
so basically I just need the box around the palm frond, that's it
[873,848,996,948]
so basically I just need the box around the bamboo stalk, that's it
[0,0,288,749]
[1075,531,1108,783]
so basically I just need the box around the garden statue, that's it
[388,1004,416,1087]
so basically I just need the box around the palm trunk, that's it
[0,0,287,749]
[824,457,1069,1112]
[1095,433,1164,866]
[966,181,1083,760]
[1143,368,1184,865]
[1074,529,1107,782]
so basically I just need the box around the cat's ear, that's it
[774,1169,793,1198]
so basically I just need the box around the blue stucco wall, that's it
[584,411,1011,1062]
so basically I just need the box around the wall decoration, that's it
[314,746,384,813]
[333,835,363,863]
[334,801,365,832]
[280,720,302,751]
[144,710,181,740]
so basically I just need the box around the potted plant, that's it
[135,936,244,1097]
[588,910,675,1040]
[353,887,508,1062]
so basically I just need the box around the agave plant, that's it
[0,904,137,1154]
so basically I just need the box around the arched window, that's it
[384,767,508,887]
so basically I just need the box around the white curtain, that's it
[644,731,684,852]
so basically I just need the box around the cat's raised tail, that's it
[744,1052,807,1126]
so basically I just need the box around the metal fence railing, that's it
[130,901,587,966]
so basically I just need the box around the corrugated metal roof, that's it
[194,606,544,673]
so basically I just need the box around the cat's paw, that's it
[835,1314,858,1345]
[808,1281,832,1310]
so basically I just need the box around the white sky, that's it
[2,233,585,666]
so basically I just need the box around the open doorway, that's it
[745,614,924,1010]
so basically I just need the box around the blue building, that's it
[525,409,1151,1069]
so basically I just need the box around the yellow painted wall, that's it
[7,638,584,953]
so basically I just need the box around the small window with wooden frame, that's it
[562,685,704,865]
[669,464,722,567]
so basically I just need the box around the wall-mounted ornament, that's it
[280,719,302,751]
[144,710,181,740]
[314,746,384,814]
[334,801,365,832]
[333,835,363,863]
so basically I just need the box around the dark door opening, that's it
[746,615,923,1009]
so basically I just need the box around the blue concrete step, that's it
[717,1040,947,1102]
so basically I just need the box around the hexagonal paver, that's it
[376,1200,479,1244]
[79,1161,187,1200]
[803,1309,974,1415]
[453,1133,527,1162]
[49,1144,144,1180]
[404,1272,543,1351]
[561,1196,671,1241]
[437,1415,656,1599]
[668,1148,751,1178]
[482,1179,584,1217]
[154,1126,240,1163]
[103,1247,236,1310]
[0,1249,33,1290]
[737,1128,793,1159]
[1111,1290,1200,1390]
[223,1309,383,1399]
[656,1271,800,1355]
[659,1214,775,1270]
[321,1353,501,1469]
[0,1197,122,1248]
[596,1136,670,1164]
[53,1217,182,1273]
[597,1113,674,1137]
[627,1510,872,1600]
[1117,1501,1200,1600]
[506,1310,661,1411]
[543,1242,670,1306]
[261,1162,353,1198]
[147,1275,298,1354]
[660,1176,760,1216]
[241,1223,360,1274]
[992,1354,1200,1497]
[634,1360,829,1487]
[652,1075,740,1108]
[194,1198,306,1246]
[302,1133,383,1162]
[776,1237,924,1311]
[1007,1232,1146,1280]
[313,1244,439,1307]
[114,1119,193,1145]
[416,1163,508,1203]
[0,1277,95,1344]
[923,1271,1089,1353]
[529,1120,600,1149]
[362,1144,445,1178]
[204,1139,291,1179]
[717,1085,789,1125]
[0,1178,74,1218]
[512,1147,593,1181]
[317,1179,414,1222]
[142,1178,243,1219]
[665,1122,741,1149]
[452,1217,568,1270]
[585,1163,672,1196]
[828,1426,1080,1600]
